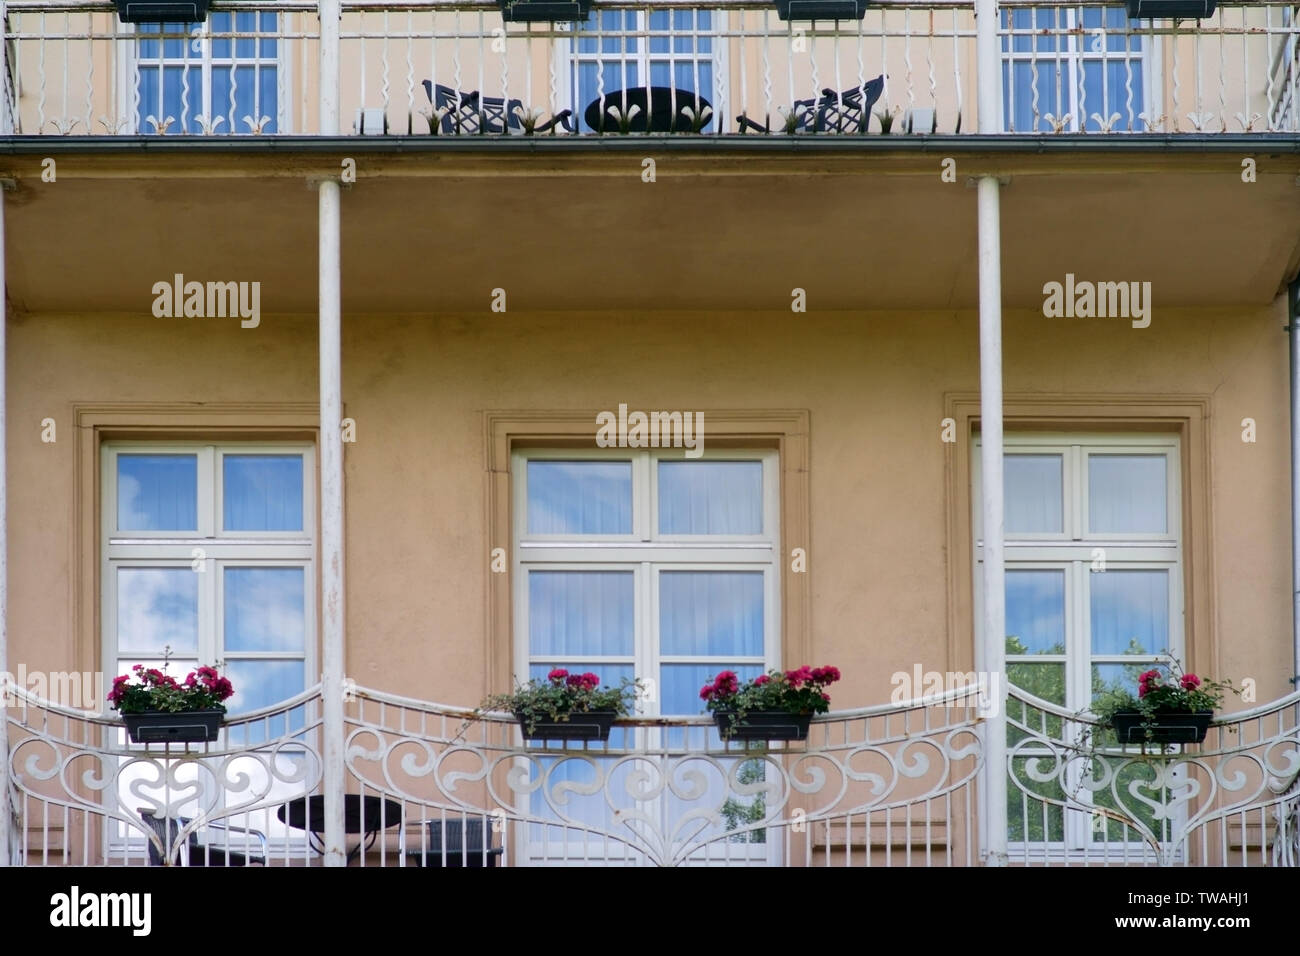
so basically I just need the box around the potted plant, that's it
[1091,661,1237,747]
[484,668,641,741]
[108,657,233,744]
[701,665,841,740]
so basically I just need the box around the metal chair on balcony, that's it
[421,81,575,134]
[735,75,885,133]
[405,816,504,867]
[137,807,268,867]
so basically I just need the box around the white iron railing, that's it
[1008,686,1300,866]
[7,677,1299,866]
[1,1,1297,137]
[6,681,986,865]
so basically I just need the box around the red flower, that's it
[699,685,713,700]
[1180,674,1201,690]
[709,671,739,697]
[754,675,770,686]
[547,668,569,682]
[810,666,841,685]
[785,665,812,689]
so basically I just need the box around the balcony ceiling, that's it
[4,140,1300,315]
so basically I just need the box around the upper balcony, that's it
[2,0,1298,141]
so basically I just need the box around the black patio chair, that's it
[421,81,574,134]
[138,807,268,867]
[736,75,885,133]
[406,816,504,867]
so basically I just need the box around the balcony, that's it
[2,1,1299,139]
[6,681,1298,865]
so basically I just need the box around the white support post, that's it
[318,0,346,869]
[975,0,1008,867]
[0,186,10,867]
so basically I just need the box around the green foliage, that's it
[720,759,767,843]
[482,669,641,735]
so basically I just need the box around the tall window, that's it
[570,9,720,132]
[513,449,778,862]
[975,434,1184,852]
[134,11,281,134]
[1002,6,1148,132]
[976,434,1182,713]
[103,442,315,717]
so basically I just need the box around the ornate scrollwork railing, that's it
[5,683,324,865]
[341,683,984,866]
[1007,687,1300,866]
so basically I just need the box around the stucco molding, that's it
[483,409,811,698]
[942,392,1216,683]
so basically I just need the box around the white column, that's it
[0,186,10,867]
[318,0,346,869]
[975,0,1008,866]
[1290,280,1300,688]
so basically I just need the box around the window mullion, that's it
[641,560,657,720]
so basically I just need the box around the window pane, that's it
[659,571,763,657]
[661,662,764,716]
[1088,455,1166,533]
[223,454,304,531]
[658,461,762,535]
[527,461,632,535]
[1006,661,1065,705]
[1090,569,1167,656]
[1005,454,1063,533]
[529,571,634,656]
[1005,570,1065,655]
[222,659,305,715]
[224,567,305,652]
[1092,661,1158,704]
[117,568,198,655]
[117,454,198,531]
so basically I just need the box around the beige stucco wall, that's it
[5,301,1293,712]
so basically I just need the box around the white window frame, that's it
[974,432,1184,858]
[511,446,779,865]
[102,440,316,691]
[119,11,288,135]
[559,8,728,132]
[1000,5,1159,133]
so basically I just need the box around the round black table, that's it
[583,86,713,133]
[278,794,403,863]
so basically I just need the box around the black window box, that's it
[1110,709,1212,745]
[713,710,812,741]
[499,0,593,23]
[1125,1,1216,18]
[773,0,870,22]
[114,0,211,24]
[516,710,616,741]
[122,709,223,744]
